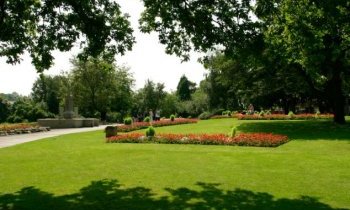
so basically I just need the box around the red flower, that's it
[107,132,289,147]
[116,119,198,132]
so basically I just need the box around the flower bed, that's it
[107,132,289,147]
[117,118,198,132]
[237,114,333,120]
[0,123,49,136]
[210,115,232,119]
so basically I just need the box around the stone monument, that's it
[38,94,99,128]
[63,94,75,119]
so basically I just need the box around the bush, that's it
[198,112,212,120]
[230,126,237,137]
[146,126,155,137]
[7,115,23,123]
[170,114,175,121]
[212,108,225,115]
[106,112,122,123]
[288,111,295,118]
[143,116,151,122]
[259,111,265,117]
[124,117,133,125]
[222,110,231,116]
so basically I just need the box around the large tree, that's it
[259,0,350,123]
[0,97,10,123]
[32,74,63,114]
[134,80,166,115]
[140,0,350,123]
[176,75,196,101]
[0,0,135,72]
[71,57,133,121]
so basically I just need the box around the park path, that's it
[0,125,117,149]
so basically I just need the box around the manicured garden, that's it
[0,122,50,136]
[0,118,349,209]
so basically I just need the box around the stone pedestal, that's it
[38,94,99,129]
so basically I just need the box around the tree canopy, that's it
[140,0,350,123]
[70,57,134,121]
[0,0,135,72]
[176,75,196,101]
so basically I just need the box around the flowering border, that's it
[0,123,49,136]
[117,119,198,132]
[107,132,289,147]
[236,114,333,120]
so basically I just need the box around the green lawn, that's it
[0,119,349,209]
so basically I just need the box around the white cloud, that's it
[0,0,206,95]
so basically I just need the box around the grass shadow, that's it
[237,120,350,140]
[0,179,348,210]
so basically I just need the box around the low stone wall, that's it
[83,118,100,127]
[38,118,99,129]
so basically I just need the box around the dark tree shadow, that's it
[0,179,348,210]
[237,120,350,140]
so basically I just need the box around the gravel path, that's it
[0,125,117,149]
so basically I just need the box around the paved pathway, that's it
[0,125,117,149]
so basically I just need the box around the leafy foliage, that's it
[145,126,155,137]
[0,0,135,71]
[71,57,134,121]
[123,117,133,125]
[176,75,196,101]
[140,0,350,123]
[133,80,166,115]
[32,74,63,114]
[198,112,212,120]
[143,116,151,122]
[0,97,10,123]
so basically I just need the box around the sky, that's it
[0,0,206,96]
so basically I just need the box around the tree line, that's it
[2,55,349,124]
[1,0,349,123]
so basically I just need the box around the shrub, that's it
[124,117,133,125]
[222,110,231,116]
[198,112,212,120]
[212,108,225,115]
[170,114,175,121]
[259,111,265,117]
[143,116,151,122]
[288,111,295,117]
[230,126,237,137]
[265,110,271,115]
[146,126,155,137]
[106,112,122,123]
[315,111,321,119]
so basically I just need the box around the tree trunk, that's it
[329,70,345,124]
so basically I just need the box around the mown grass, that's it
[0,119,349,209]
